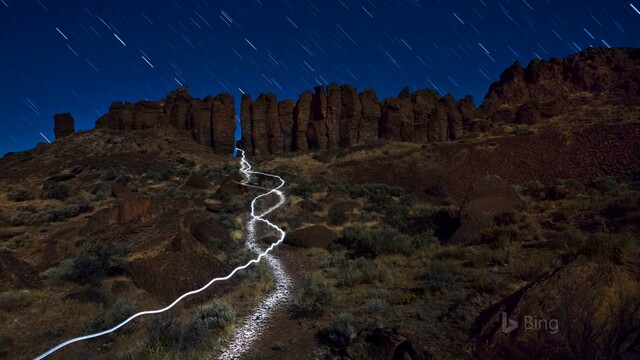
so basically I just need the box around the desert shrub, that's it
[579,233,634,264]
[513,256,560,281]
[515,180,546,200]
[493,210,522,226]
[0,290,32,311]
[183,300,235,347]
[347,183,406,199]
[0,333,12,357]
[340,226,412,256]
[424,261,457,292]
[290,181,323,197]
[10,197,92,225]
[326,313,356,346]
[589,176,619,194]
[336,257,391,287]
[82,298,136,332]
[100,167,118,181]
[161,183,182,197]
[436,245,468,260]
[41,182,70,200]
[8,232,29,249]
[115,174,132,185]
[470,247,509,267]
[471,270,501,293]
[293,274,333,318]
[364,298,389,313]
[42,242,128,284]
[6,186,34,201]
[40,197,93,222]
[322,252,348,269]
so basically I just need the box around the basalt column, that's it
[339,84,362,147]
[190,97,214,148]
[240,94,253,152]
[211,93,236,154]
[278,99,295,153]
[326,83,342,149]
[292,91,312,151]
[412,89,439,143]
[398,87,415,142]
[251,93,274,155]
[358,88,380,144]
[309,86,328,150]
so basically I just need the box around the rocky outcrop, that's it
[94,87,236,154]
[83,47,638,156]
[53,113,74,139]
[481,47,640,113]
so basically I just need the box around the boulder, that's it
[450,175,521,243]
[285,225,337,248]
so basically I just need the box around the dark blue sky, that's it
[1,0,639,156]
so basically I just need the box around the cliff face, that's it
[481,47,640,122]
[90,47,639,155]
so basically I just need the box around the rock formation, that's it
[84,48,639,156]
[292,91,311,151]
[95,86,236,155]
[53,113,74,139]
[481,47,640,118]
[358,87,381,144]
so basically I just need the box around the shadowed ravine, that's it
[33,148,289,360]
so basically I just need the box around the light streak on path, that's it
[34,148,289,359]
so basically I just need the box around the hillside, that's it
[0,47,639,360]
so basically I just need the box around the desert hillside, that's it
[0,47,639,360]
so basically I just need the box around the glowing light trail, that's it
[34,148,287,360]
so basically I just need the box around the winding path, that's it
[34,148,289,360]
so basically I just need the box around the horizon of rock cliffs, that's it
[56,47,639,155]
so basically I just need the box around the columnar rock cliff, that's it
[88,48,639,155]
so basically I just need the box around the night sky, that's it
[1,1,639,156]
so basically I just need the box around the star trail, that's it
[1,0,639,156]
